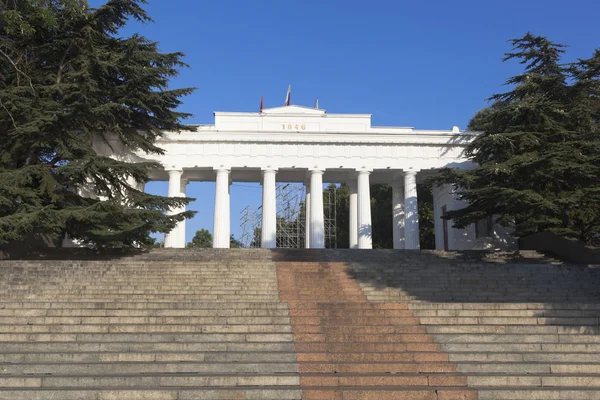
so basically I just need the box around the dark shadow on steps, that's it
[271,249,600,303]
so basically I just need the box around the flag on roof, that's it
[284,85,291,106]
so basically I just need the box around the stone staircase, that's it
[340,250,600,399]
[0,249,301,399]
[0,248,599,399]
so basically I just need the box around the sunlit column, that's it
[174,178,188,248]
[213,167,230,248]
[309,169,325,249]
[348,179,358,249]
[391,180,405,249]
[164,168,183,248]
[357,169,372,249]
[304,182,311,248]
[261,168,277,248]
[404,170,420,249]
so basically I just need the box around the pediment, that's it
[261,105,325,116]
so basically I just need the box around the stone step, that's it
[0,324,293,333]
[0,332,295,342]
[0,316,291,324]
[477,389,600,400]
[414,310,600,317]
[409,303,600,310]
[0,342,295,352]
[0,309,291,317]
[0,373,479,389]
[449,352,600,363]
[0,302,288,309]
[441,343,600,352]
[0,374,301,387]
[458,363,600,374]
[0,362,299,375]
[419,317,599,325]
[0,352,298,363]
[425,325,600,334]
[0,389,304,400]
[467,375,600,387]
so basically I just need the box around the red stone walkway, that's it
[276,261,478,400]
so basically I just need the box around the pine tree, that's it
[187,229,212,248]
[0,0,196,248]
[433,33,600,245]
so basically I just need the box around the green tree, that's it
[230,234,243,248]
[432,33,600,245]
[371,184,392,249]
[187,229,212,248]
[0,0,196,249]
[250,227,261,248]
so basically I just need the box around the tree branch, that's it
[0,97,16,129]
[0,47,36,95]
[56,43,74,84]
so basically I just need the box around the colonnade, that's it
[163,167,421,250]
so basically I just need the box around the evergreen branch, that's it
[56,43,75,85]
[0,47,35,95]
[0,97,16,129]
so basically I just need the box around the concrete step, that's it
[0,302,289,309]
[0,316,291,324]
[477,389,600,400]
[0,332,295,342]
[0,324,293,333]
[0,374,301,387]
[0,362,300,375]
[0,389,304,400]
[0,342,296,352]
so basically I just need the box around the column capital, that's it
[213,166,230,173]
[404,169,419,177]
[356,168,372,175]
[261,167,278,173]
[165,166,183,173]
[309,168,325,175]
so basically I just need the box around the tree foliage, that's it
[432,33,600,246]
[0,0,196,248]
[187,229,212,248]
[229,234,243,248]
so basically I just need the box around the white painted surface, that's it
[309,169,325,249]
[348,179,358,249]
[260,169,277,248]
[404,170,420,250]
[357,170,373,249]
[391,181,405,250]
[213,168,230,248]
[95,105,514,250]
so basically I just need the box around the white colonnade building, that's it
[100,105,515,250]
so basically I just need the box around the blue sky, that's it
[91,0,600,243]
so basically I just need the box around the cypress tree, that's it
[433,33,600,245]
[0,0,196,248]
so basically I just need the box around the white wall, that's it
[432,184,517,251]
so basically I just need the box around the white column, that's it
[391,181,405,249]
[357,169,372,249]
[164,168,183,248]
[304,182,311,249]
[174,179,188,248]
[261,168,277,248]
[348,180,358,249]
[213,167,230,248]
[404,170,420,250]
[309,169,325,249]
